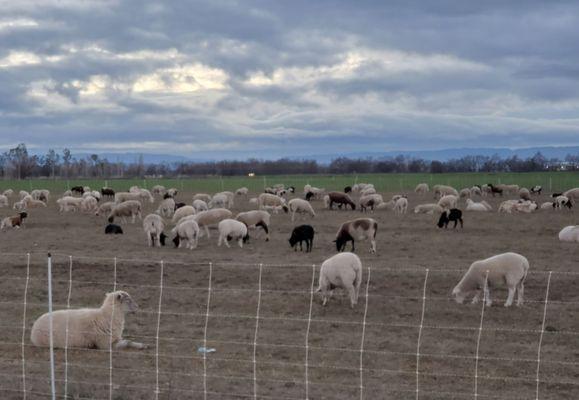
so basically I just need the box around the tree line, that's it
[0,143,577,179]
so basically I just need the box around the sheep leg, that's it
[370,240,376,254]
[155,233,161,247]
[505,287,516,307]
[516,282,525,306]
[217,235,223,247]
[147,234,153,247]
[484,285,492,307]
[238,237,243,248]
[471,290,482,304]
[116,339,147,350]
[204,225,211,238]
[347,285,357,308]
[291,210,296,223]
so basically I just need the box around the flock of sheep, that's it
[0,179,577,353]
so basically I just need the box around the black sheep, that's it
[344,186,352,193]
[101,188,115,198]
[71,186,84,194]
[289,225,314,252]
[105,224,123,234]
[437,209,463,229]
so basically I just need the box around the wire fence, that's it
[1,252,578,399]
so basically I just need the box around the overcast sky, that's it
[1,0,578,158]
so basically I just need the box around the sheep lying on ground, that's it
[465,199,492,212]
[335,218,377,253]
[558,226,579,242]
[105,224,123,234]
[156,198,175,218]
[217,219,249,248]
[539,201,554,210]
[172,219,200,249]
[433,185,459,199]
[172,206,196,223]
[236,210,270,241]
[289,225,314,252]
[317,252,362,308]
[519,188,531,201]
[107,200,142,224]
[327,192,356,210]
[288,198,316,222]
[437,194,458,210]
[31,291,146,350]
[437,209,463,229]
[143,214,166,247]
[193,199,208,212]
[513,201,537,213]
[193,209,233,238]
[498,200,519,213]
[258,193,288,214]
[1,212,27,229]
[415,183,429,194]
[414,203,444,214]
[452,252,529,307]
[394,197,408,214]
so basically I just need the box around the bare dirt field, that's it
[0,189,578,399]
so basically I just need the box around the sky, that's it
[1,0,579,159]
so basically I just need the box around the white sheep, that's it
[316,252,362,308]
[459,188,471,199]
[513,200,537,213]
[172,219,200,249]
[193,193,212,203]
[209,193,229,209]
[465,199,492,212]
[258,193,288,214]
[193,208,233,238]
[236,210,271,241]
[95,201,115,216]
[470,186,482,196]
[143,214,165,247]
[30,291,146,350]
[539,201,554,210]
[394,197,408,214]
[498,200,519,213]
[452,252,529,307]
[26,198,47,208]
[2,189,13,197]
[235,187,249,196]
[360,187,377,196]
[563,187,579,202]
[0,195,9,207]
[415,183,429,194]
[31,189,50,202]
[288,198,316,222]
[115,190,154,204]
[108,200,142,224]
[215,191,234,207]
[437,194,458,210]
[497,184,520,194]
[217,219,249,248]
[193,199,208,212]
[167,188,179,197]
[157,198,176,218]
[57,196,83,213]
[80,196,98,213]
[151,185,167,195]
[519,188,531,201]
[433,185,458,199]
[413,203,443,214]
[19,190,30,200]
[248,197,259,208]
[558,226,579,243]
[359,194,384,212]
[172,205,196,223]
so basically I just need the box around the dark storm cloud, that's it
[0,0,578,156]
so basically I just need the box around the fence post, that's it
[47,253,56,400]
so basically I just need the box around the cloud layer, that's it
[1,0,578,157]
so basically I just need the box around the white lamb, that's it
[217,219,249,248]
[30,291,146,350]
[288,198,316,222]
[193,199,208,212]
[143,214,165,247]
[316,252,362,308]
[465,199,492,212]
[452,252,529,307]
[413,203,443,214]
[172,219,200,249]
[415,183,429,194]
[394,197,408,214]
[558,226,579,243]
[172,205,196,223]
[157,198,176,218]
[108,200,142,224]
[437,194,458,210]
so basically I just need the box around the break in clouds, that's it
[0,0,578,158]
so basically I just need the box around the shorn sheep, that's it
[558,226,579,243]
[452,252,529,307]
[172,219,200,249]
[217,219,249,248]
[108,200,142,224]
[31,291,146,350]
[143,214,166,247]
[289,225,314,252]
[288,198,316,222]
[335,218,377,253]
[317,252,362,308]
[236,210,271,241]
[415,183,429,194]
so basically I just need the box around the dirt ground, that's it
[0,189,578,399]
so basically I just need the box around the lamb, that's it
[335,218,377,253]
[437,209,463,229]
[415,183,429,194]
[30,291,146,350]
[0,195,8,207]
[289,225,314,252]
[57,196,83,213]
[105,224,123,234]
[1,212,27,229]
[142,214,166,247]
[115,191,154,204]
[519,188,531,201]
[235,187,249,196]
[95,201,115,217]
[316,252,362,308]
[236,210,271,241]
[433,185,459,199]
[156,198,176,218]
[465,199,492,212]
[393,197,408,215]
[217,219,249,248]
[171,219,200,249]
[13,198,29,211]
[437,194,458,210]
[414,203,443,214]
[193,193,212,203]
[558,226,579,243]
[258,193,288,214]
[209,193,229,209]
[327,192,356,210]
[193,199,208,212]
[107,200,142,224]
[193,208,233,238]
[451,252,529,307]
[359,194,384,212]
[171,205,196,223]
[459,188,471,199]
[288,198,316,222]
[360,187,377,196]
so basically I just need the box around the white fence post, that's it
[47,253,56,400]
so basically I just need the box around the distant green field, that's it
[0,172,577,194]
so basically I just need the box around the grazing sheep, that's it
[217,219,249,248]
[376,200,396,211]
[3,189,13,197]
[236,210,271,241]
[193,199,208,212]
[470,186,482,196]
[465,199,492,212]
[1,212,27,229]
[95,201,115,217]
[167,188,178,197]
[415,183,429,194]
[57,196,83,213]
[31,189,50,202]
[83,190,101,201]
[530,185,542,195]
[156,198,175,218]
[459,188,471,199]
[235,187,249,196]
[107,200,142,224]
[555,195,573,210]
[209,193,229,209]
[335,218,377,253]
[437,194,458,210]
[437,209,463,229]
[327,192,356,210]
[30,291,146,350]
[452,253,529,307]
[317,252,362,308]
[394,197,408,215]
[288,198,316,222]
[215,191,235,207]
[359,194,384,212]
[414,203,444,214]
[80,196,98,213]
[193,193,212,203]
[151,185,166,195]
[171,219,200,249]
[13,198,29,211]
[0,195,8,207]
[258,193,288,214]
[519,188,531,201]
[193,209,233,238]
[304,186,325,200]
[433,185,459,199]
[289,225,314,252]
[558,226,579,243]
[105,224,123,234]
[172,205,196,223]
[115,190,154,204]
[26,198,47,208]
[143,214,166,247]
[70,186,84,195]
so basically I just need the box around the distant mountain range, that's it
[67,146,579,165]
